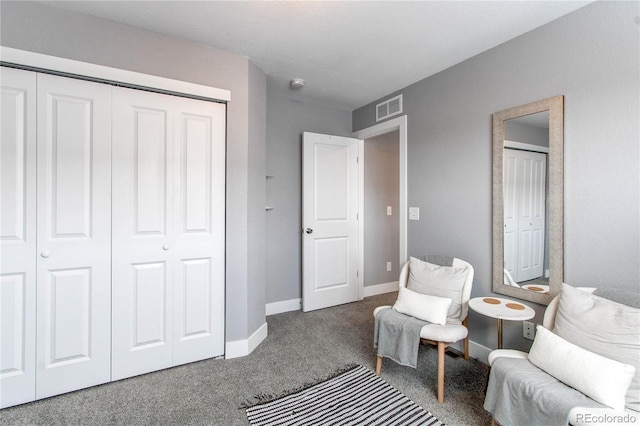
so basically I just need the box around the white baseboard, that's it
[265,284,398,316]
[225,322,268,359]
[266,298,301,316]
[443,339,492,365]
[363,281,399,298]
[469,340,492,365]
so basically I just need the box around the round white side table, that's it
[469,297,535,348]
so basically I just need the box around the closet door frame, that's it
[1,47,230,102]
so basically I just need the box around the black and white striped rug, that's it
[245,365,443,426]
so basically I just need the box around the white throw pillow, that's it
[406,257,468,320]
[529,325,635,412]
[553,283,640,411]
[393,287,452,325]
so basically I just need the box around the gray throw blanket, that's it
[485,357,604,426]
[374,307,427,368]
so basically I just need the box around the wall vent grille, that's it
[376,94,403,122]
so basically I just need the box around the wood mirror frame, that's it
[492,96,564,305]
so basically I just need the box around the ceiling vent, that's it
[376,94,403,122]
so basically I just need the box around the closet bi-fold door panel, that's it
[112,88,174,380]
[171,97,225,366]
[1,67,37,408]
[35,73,112,399]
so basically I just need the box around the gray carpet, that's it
[0,292,491,425]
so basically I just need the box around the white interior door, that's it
[1,67,37,408]
[35,73,112,399]
[111,87,175,380]
[302,132,360,312]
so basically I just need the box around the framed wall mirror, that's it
[492,96,564,305]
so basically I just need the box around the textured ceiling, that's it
[42,1,592,110]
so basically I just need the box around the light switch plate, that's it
[409,207,420,220]
[387,206,392,216]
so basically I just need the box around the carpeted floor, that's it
[0,292,492,425]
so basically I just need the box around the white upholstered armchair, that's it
[485,284,640,425]
[373,256,474,403]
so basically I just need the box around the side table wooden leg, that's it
[497,318,503,349]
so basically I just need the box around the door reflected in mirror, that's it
[492,96,563,305]
[503,112,550,295]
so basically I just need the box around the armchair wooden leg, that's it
[463,317,470,360]
[376,356,383,376]
[437,341,445,403]
[463,335,469,361]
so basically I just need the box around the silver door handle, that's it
[305,228,313,234]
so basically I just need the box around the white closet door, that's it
[516,152,546,281]
[111,88,175,380]
[1,67,37,408]
[172,97,225,365]
[35,74,112,399]
[503,148,546,283]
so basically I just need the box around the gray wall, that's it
[505,120,549,147]
[247,61,267,332]
[0,1,267,343]
[265,76,352,304]
[364,131,400,286]
[353,1,639,351]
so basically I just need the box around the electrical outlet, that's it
[386,262,392,272]
[523,321,536,340]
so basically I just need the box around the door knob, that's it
[41,251,50,258]
[305,228,313,234]
[162,244,170,250]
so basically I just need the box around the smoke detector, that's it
[290,78,305,89]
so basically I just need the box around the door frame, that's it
[352,115,408,299]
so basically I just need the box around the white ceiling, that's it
[42,1,592,111]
